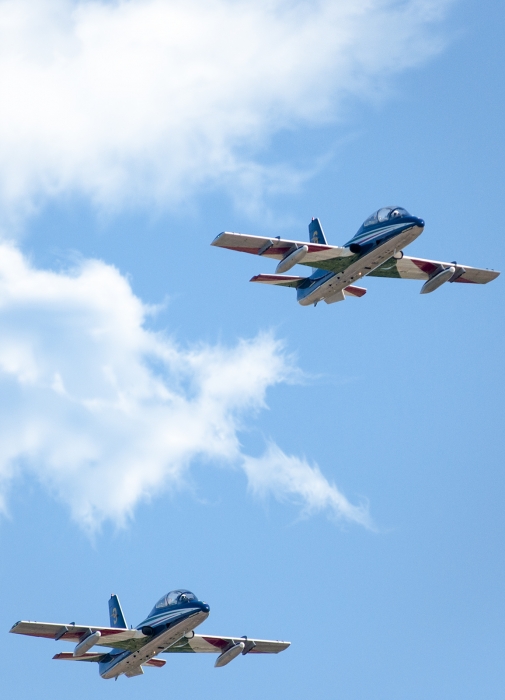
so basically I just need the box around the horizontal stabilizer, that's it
[323,285,367,305]
[125,665,144,677]
[144,658,166,668]
[250,274,305,288]
[344,285,367,297]
[53,652,105,663]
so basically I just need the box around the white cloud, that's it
[243,444,371,527]
[0,243,368,530]
[0,0,451,218]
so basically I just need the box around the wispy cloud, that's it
[0,243,368,530]
[0,0,451,219]
[243,444,371,527]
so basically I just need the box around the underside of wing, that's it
[10,621,147,652]
[212,232,353,269]
[369,256,500,284]
[164,634,290,654]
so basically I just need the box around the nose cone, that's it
[415,217,425,228]
[200,602,210,613]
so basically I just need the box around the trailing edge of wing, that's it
[163,634,290,654]
[369,256,500,284]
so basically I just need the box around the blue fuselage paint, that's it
[99,595,210,679]
[296,213,424,306]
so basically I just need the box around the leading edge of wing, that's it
[163,634,290,654]
[10,621,146,650]
[211,231,352,263]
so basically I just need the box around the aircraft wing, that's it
[368,256,500,284]
[211,231,352,266]
[163,633,290,654]
[10,621,147,652]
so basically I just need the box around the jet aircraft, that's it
[10,589,290,680]
[211,207,499,305]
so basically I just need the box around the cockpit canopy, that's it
[363,206,410,227]
[151,589,197,615]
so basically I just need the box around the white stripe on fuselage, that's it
[299,224,422,306]
[138,609,190,627]
[345,221,407,246]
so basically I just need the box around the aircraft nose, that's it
[200,603,210,613]
[416,218,425,228]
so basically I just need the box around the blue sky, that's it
[1,0,504,697]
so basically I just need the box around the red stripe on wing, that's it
[410,258,477,284]
[15,627,128,641]
[453,277,476,284]
[410,258,439,275]
[201,636,229,650]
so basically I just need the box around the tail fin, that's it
[109,594,128,629]
[308,218,327,245]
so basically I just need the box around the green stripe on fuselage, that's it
[367,257,401,278]
[162,637,196,653]
[106,638,148,652]
[299,254,359,274]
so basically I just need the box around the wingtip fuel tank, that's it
[73,630,101,657]
[420,266,456,294]
[214,642,245,668]
[275,245,308,274]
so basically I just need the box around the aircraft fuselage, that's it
[99,602,209,679]
[297,216,424,306]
